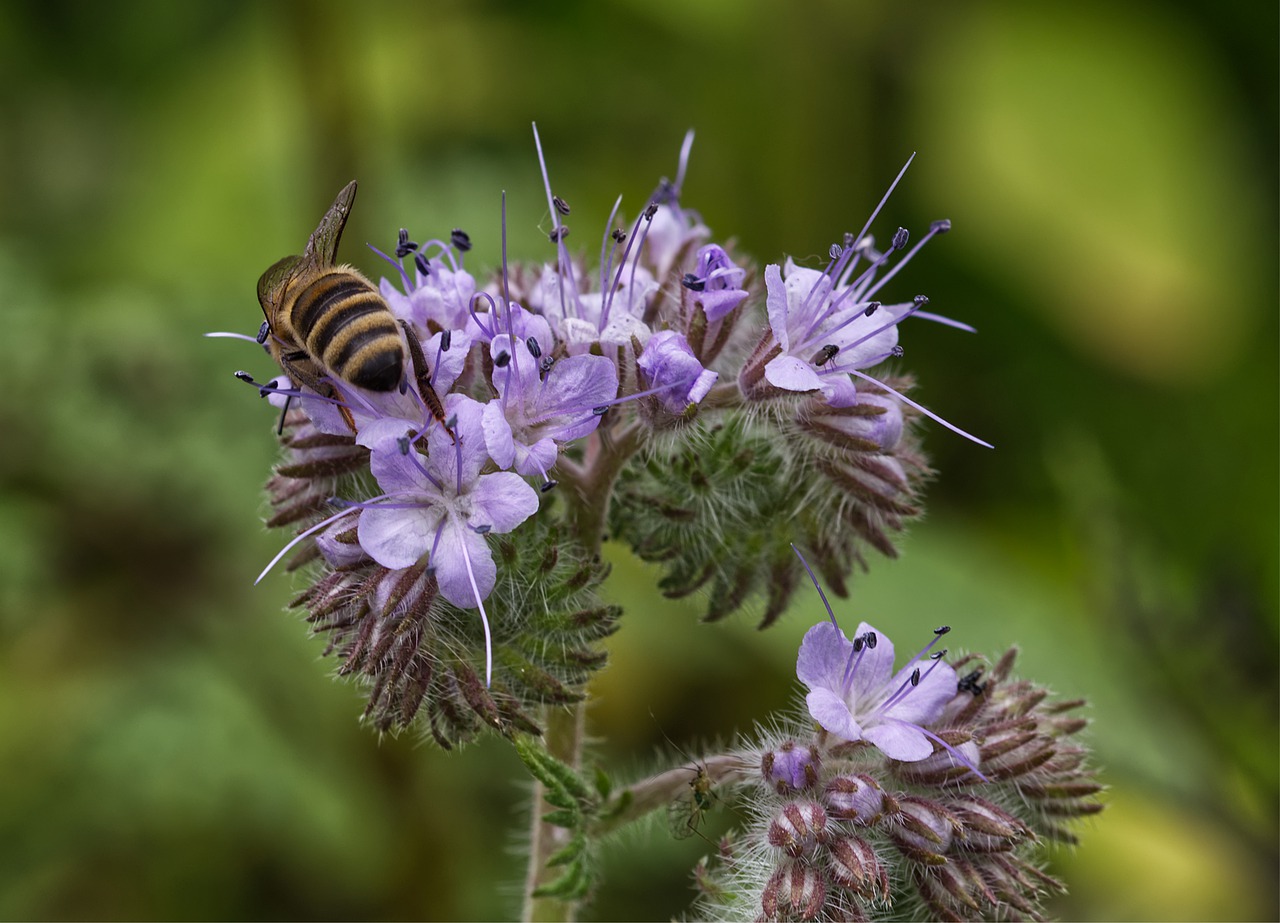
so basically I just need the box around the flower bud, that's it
[767,799,829,857]
[892,733,982,785]
[948,794,1031,853]
[796,391,904,453]
[761,741,821,794]
[822,773,887,825]
[889,796,959,863]
[825,836,889,900]
[761,859,826,921]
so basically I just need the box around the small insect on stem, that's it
[653,716,720,844]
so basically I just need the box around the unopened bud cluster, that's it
[695,648,1102,921]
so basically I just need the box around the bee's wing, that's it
[304,180,358,267]
[257,254,302,321]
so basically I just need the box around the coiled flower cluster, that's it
[224,129,982,747]
[690,612,1103,922]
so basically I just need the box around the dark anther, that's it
[811,344,839,367]
[256,321,270,344]
[865,632,878,649]
[931,219,952,234]
[440,330,452,351]
[399,376,409,395]
[853,637,864,652]
[843,231,856,249]
[396,435,411,455]
[890,345,905,358]
[553,194,571,216]
[643,203,659,220]
[592,405,609,416]
[913,295,930,307]
[234,370,255,383]
[959,670,986,696]
[934,626,951,635]
[526,337,542,359]
[892,227,910,250]
[682,273,706,292]
[548,226,570,244]
[414,252,431,275]
[540,479,558,493]
[611,228,627,243]
[494,350,511,368]
[864,302,880,317]
[910,668,921,687]
[829,243,844,260]
[474,523,492,535]
[261,379,278,390]
[396,228,419,258]
[451,228,472,252]
[539,356,555,379]
[444,414,458,431]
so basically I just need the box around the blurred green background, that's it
[0,0,1275,919]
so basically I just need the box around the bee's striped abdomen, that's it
[290,270,403,392]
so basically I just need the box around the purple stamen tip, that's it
[553,194,571,216]
[892,227,910,250]
[913,295,930,307]
[451,228,472,252]
[414,252,430,275]
[931,219,952,233]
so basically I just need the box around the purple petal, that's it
[797,622,854,691]
[358,503,441,570]
[862,722,935,762]
[481,400,516,470]
[806,688,863,741]
[513,437,559,478]
[431,394,488,485]
[764,354,824,394]
[469,471,539,534]
[847,621,896,702]
[884,660,958,726]
[433,521,496,607]
[764,264,790,350]
[368,441,433,495]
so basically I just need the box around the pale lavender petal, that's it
[368,441,432,495]
[884,660,958,726]
[433,520,496,608]
[358,504,441,570]
[533,354,617,441]
[427,329,471,394]
[863,722,935,762]
[696,287,748,322]
[847,621,896,701]
[764,354,825,393]
[821,375,860,408]
[469,471,539,534]
[797,622,854,691]
[357,416,415,454]
[431,394,488,485]
[806,688,863,741]
[764,264,790,349]
[481,400,516,470]
[513,437,559,478]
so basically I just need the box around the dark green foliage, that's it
[513,735,599,901]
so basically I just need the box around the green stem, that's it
[588,753,755,839]
[521,421,645,922]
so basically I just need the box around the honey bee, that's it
[256,182,453,439]
[257,181,406,396]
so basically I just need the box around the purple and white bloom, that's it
[686,244,748,323]
[357,393,539,609]
[381,261,477,334]
[482,333,618,478]
[763,259,902,408]
[797,620,957,762]
[636,330,717,413]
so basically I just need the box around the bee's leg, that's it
[280,352,357,434]
[399,321,455,442]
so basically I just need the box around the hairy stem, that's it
[589,753,756,839]
[523,421,645,922]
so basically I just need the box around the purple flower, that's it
[636,330,717,413]
[686,244,748,323]
[797,620,956,761]
[763,259,902,407]
[482,332,618,479]
[381,261,477,333]
[357,394,539,608]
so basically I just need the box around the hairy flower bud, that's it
[825,836,889,900]
[822,773,889,824]
[889,796,959,863]
[761,859,826,922]
[768,799,829,857]
[762,741,821,794]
